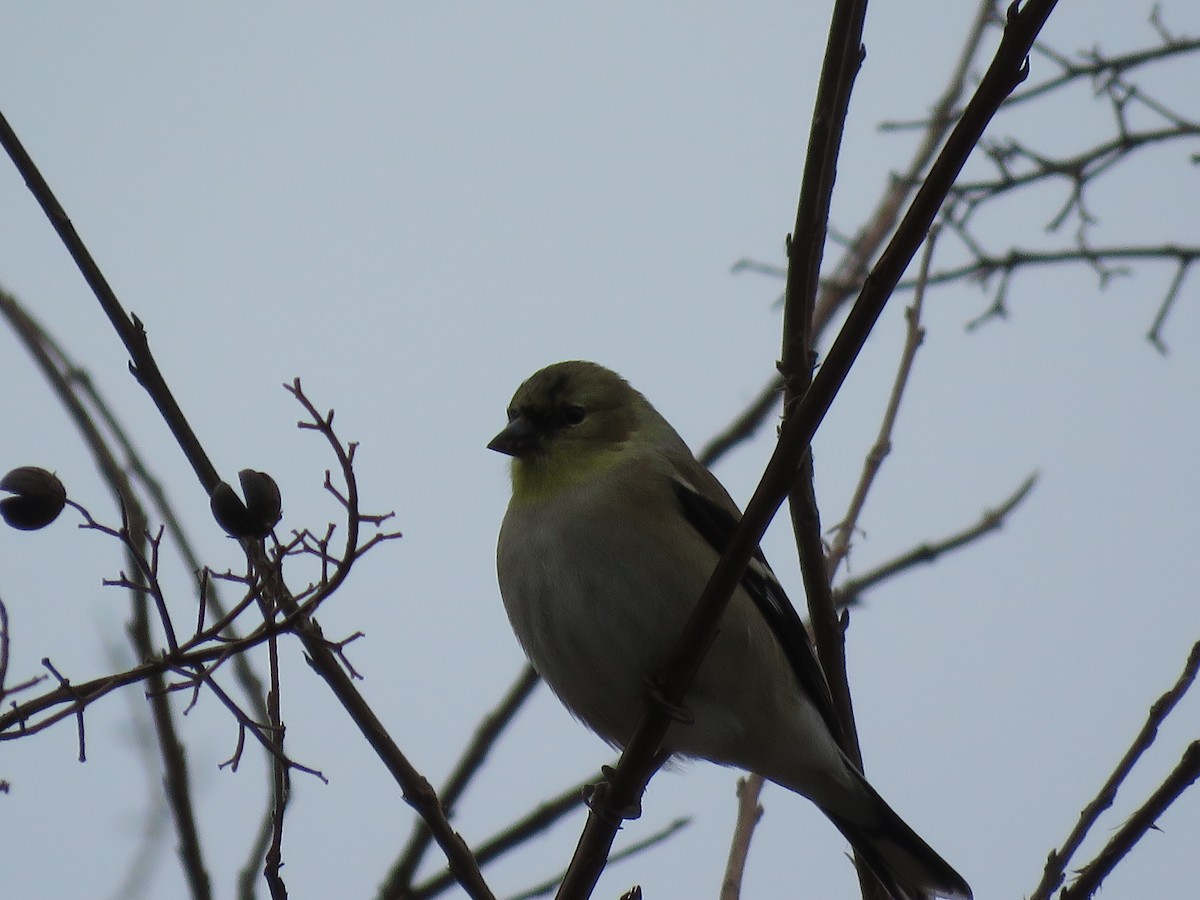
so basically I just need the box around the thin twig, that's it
[826,225,938,582]
[384,664,541,897]
[1061,740,1200,900]
[900,243,1200,291]
[240,799,275,900]
[1030,638,1200,900]
[832,472,1038,608]
[504,818,691,900]
[698,378,784,468]
[127,519,214,900]
[263,617,289,900]
[0,112,488,893]
[408,778,598,900]
[0,597,9,702]
[719,775,765,900]
[2,272,275,819]
[0,288,213,899]
[1147,259,1190,354]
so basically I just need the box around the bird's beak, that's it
[488,417,541,457]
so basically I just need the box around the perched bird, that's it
[489,360,971,900]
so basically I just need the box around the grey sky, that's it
[2,3,1198,899]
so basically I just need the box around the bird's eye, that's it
[506,407,518,423]
[564,405,587,426]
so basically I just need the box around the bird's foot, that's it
[582,767,643,821]
[646,684,694,725]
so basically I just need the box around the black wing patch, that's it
[671,477,843,739]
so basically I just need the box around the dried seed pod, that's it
[210,469,282,539]
[238,469,282,532]
[0,466,67,531]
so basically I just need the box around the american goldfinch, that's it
[490,360,971,900]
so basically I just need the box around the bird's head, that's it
[489,361,646,499]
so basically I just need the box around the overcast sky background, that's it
[2,3,1198,899]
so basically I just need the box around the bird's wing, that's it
[669,468,843,740]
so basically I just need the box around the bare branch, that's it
[833,472,1038,608]
[1030,639,1200,900]
[719,775,766,900]
[554,2,1059,896]
[826,226,938,581]
[0,596,10,702]
[263,628,290,900]
[702,0,998,465]
[1147,258,1191,354]
[903,243,1200,292]
[779,0,872,809]
[385,665,541,896]
[1062,740,1200,900]
[0,112,222,494]
[503,818,691,900]
[408,778,595,900]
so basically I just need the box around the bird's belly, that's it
[496,499,828,781]
[497,509,696,747]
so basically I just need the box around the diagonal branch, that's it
[1061,740,1200,900]
[0,111,493,900]
[0,287,213,900]
[0,111,221,495]
[826,225,938,582]
[702,0,997,465]
[383,664,541,897]
[1030,638,1200,900]
[553,2,1059,897]
[832,472,1038,608]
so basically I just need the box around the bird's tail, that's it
[820,772,972,900]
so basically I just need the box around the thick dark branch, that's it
[553,3,1059,896]
[0,111,221,495]
[407,779,597,900]
[704,0,997,464]
[777,0,874,891]
[383,665,541,897]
